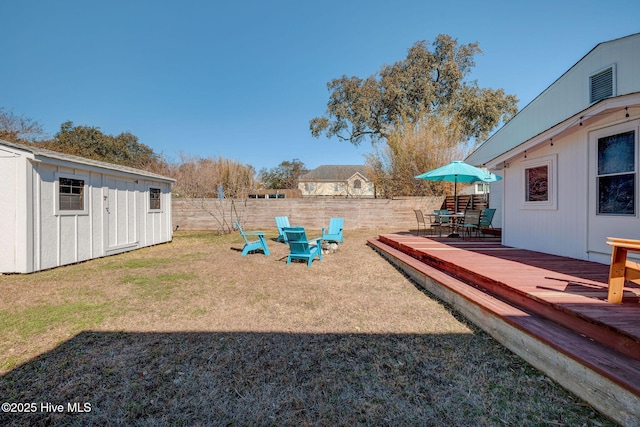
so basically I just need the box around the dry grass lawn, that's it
[0,230,617,426]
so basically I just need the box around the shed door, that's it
[104,177,138,252]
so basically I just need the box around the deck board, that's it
[374,233,640,358]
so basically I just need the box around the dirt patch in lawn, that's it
[0,230,615,426]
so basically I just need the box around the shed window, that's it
[597,131,635,215]
[59,177,85,211]
[149,188,161,210]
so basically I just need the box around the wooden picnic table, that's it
[606,237,640,303]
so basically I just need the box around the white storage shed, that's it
[0,139,175,273]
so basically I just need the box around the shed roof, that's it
[298,165,370,182]
[0,139,175,182]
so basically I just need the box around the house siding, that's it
[500,110,640,265]
[502,128,589,260]
[468,34,640,167]
[463,34,640,265]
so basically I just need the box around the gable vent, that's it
[590,67,614,103]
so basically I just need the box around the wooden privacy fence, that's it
[172,197,444,232]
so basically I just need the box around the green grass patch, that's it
[190,308,208,317]
[0,355,23,372]
[121,258,174,269]
[101,256,175,270]
[123,272,197,299]
[250,292,271,306]
[0,301,109,339]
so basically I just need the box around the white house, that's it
[466,33,640,264]
[0,140,174,273]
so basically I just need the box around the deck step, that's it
[377,234,640,361]
[368,237,640,425]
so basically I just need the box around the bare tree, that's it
[366,117,470,197]
[0,108,45,143]
[169,154,257,234]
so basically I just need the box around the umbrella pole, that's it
[454,177,457,213]
[448,177,460,238]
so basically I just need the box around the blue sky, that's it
[2,0,640,172]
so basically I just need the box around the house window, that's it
[522,154,557,210]
[597,131,635,215]
[334,183,344,192]
[525,166,548,202]
[149,188,161,210]
[476,183,489,193]
[590,65,615,104]
[304,183,315,192]
[59,177,85,210]
[353,179,362,189]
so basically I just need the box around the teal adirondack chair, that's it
[235,221,270,256]
[321,218,344,244]
[283,227,322,267]
[275,216,291,242]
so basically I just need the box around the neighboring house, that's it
[466,33,640,264]
[0,139,174,273]
[459,181,491,196]
[298,165,374,198]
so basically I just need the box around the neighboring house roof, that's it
[299,165,370,182]
[466,32,640,167]
[0,139,175,182]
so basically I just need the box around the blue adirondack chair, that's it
[275,216,291,242]
[235,221,270,256]
[321,218,344,244]
[283,226,322,267]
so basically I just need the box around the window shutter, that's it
[590,67,613,103]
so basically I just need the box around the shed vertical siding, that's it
[89,172,104,259]
[0,152,19,272]
[104,175,139,253]
[140,182,172,246]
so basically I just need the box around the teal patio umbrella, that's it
[415,160,501,210]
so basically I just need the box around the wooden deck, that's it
[368,233,640,427]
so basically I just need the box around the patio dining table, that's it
[435,212,465,238]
